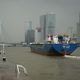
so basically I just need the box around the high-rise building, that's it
[25,21,35,44]
[35,27,41,43]
[77,13,80,37]
[25,29,35,44]
[77,23,80,36]
[40,13,56,41]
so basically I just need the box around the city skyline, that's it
[0,0,80,42]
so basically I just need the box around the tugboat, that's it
[30,35,80,56]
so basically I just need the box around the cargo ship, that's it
[30,35,80,56]
[30,43,80,56]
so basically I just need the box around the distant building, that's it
[40,13,56,41]
[77,23,80,36]
[35,27,42,42]
[25,21,35,44]
[25,29,35,45]
[77,13,80,37]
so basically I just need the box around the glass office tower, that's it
[40,13,56,41]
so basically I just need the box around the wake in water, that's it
[64,55,80,60]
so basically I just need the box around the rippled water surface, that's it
[3,47,80,80]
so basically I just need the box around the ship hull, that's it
[30,43,79,56]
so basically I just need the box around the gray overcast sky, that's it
[0,0,80,42]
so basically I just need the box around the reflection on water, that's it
[2,47,80,80]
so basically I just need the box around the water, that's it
[2,47,80,80]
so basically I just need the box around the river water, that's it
[2,47,80,80]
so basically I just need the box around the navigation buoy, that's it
[2,57,6,62]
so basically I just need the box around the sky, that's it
[0,0,80,42]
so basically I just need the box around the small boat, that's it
[30,35,80,56]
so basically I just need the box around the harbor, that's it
[0,46,80,80]
[0,0,80,80]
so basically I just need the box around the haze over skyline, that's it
[0,0,80,42]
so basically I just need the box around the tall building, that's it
[77,23,80,36]
[77,13,80,37]
[25,21,35,44]
[25,29,35,44]
[40,13,56,41]
[35,27,41,43]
